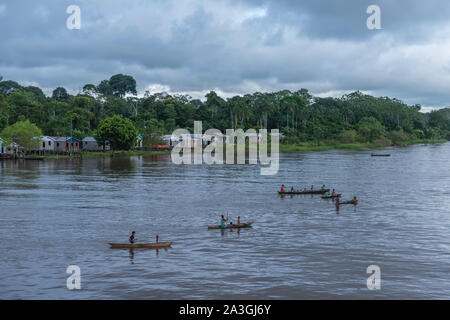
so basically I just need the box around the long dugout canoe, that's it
[109,242,172,249]
[279,189,330,195]
[336,200,358,205]
[371,153,391,157]
[321,194,341,199]
[208,222,253,230]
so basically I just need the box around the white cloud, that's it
[2,0,450,108]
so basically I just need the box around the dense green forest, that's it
[1,74,449,149]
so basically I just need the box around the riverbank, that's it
[278,139,448,153]
[22,150,172,159]
[3,138,446,160]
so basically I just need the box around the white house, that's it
[82,136,110,151]
[33,136,55,151]
[5,142,24,155]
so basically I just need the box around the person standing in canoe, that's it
[331,189,336,197]
[220,215,229,228]
[290,186,295,192]
[280,184,285,193]
[237,216,241,225]
[311,185,314,191]
[321,184,326,191]
[129,231,136,244]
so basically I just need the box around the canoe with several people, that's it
[321,188,341,199]
[109,232,172,249]
[208,215,253,230]
[279,184,330,195]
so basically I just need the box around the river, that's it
[1,143,450,299]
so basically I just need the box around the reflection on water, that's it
[1,143,450,299]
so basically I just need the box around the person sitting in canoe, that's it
[290,186,294,192]
[321,184,326,191]
[324,190,330,197]
[310,185,314,191]
[353,196,357,203]
[129,231,136,244]
[220,215,229,228]
[280,184,285,193]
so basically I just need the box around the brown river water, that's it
[0,143,450,299]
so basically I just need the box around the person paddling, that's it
[237,216,241,225]
[280,184,285,193]
[129,231,136,244]
[220,215,229,228]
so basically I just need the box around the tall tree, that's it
[52,87,69,101]
[108,74,137,97]
[0,120,43,151]
[94,115,138,150]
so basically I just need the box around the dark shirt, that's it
[129,235,135,243]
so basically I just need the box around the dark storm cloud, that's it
[1,0,450,108]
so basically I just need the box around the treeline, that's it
[1,74,449,147]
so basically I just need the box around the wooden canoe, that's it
[279,189,330,195]
[336,200,358,205]
[208,222,253,230]
[109,242,172,249]
[371,153,390,157]
[321,194,341,199]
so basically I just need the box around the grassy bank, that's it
[278,139,448,153]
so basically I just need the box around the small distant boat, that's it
[371,153,390,157]
[109,242,172,249]
[336,199,358,206]
[279,189,329,195]
[321,194,341,199]
[208,222,253,230]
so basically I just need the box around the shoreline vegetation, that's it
[3,138,446,160]
[1,74,450,160]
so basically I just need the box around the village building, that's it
[5,142,24,155]
[31,136,56,152]
[53,137,80,152]
[82,136,110,151]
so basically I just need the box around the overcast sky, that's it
[1,0,450,111]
